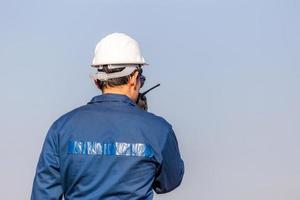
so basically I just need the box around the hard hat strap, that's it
[92,65,140,81]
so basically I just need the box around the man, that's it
[31,33,184,200]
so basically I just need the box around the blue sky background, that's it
[0,0,300,199]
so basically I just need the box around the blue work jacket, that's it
[31,93,184,200]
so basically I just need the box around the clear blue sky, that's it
[0,0,300,199]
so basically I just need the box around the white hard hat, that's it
[91,33,148,66]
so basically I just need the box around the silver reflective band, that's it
[68,140,154,158]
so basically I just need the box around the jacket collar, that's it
[88,93,136,106]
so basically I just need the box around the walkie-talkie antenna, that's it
[140,84,161,98]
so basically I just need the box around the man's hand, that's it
[137,94,148,111]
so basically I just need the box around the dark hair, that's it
[95,65,138,91]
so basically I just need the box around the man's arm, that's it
[153,128,185,194]
[31,123,63,200]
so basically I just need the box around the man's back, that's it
[31,94,184,200]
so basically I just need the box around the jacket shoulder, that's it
[135,109,173,133]
[49,105,88,133]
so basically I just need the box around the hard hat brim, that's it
[91,62,149,68]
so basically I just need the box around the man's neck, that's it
[103,87,134,101]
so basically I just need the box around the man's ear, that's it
[129,71,139,86]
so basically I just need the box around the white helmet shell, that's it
[91,33,148,66]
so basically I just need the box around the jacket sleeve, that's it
[31,123,63,200]
[152,128,184,194]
